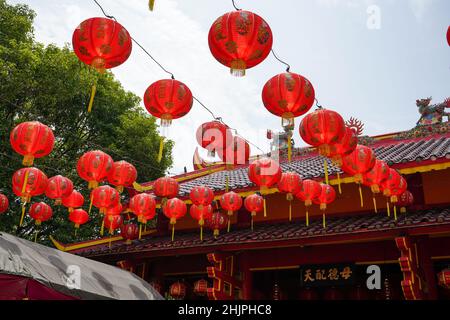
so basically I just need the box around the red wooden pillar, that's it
[240,252,253,300]
[416,237,438,300]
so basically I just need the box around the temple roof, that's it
[71,207,450,258]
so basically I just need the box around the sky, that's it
[7,0,450,175]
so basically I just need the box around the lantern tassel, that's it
[323,159,329,185]
[288,135,292,162]
[19,203,26,227]
[100,219,105,236]
[373,196,378,213]
[289,201,292,222]
[322,212,326,229]
[21,169,30,194]
[171,224,175,242]
[87,81,97,113]
[157,137,164,163]
[251,216,254,231]
[74,228,78,237]
[306,208,309,227]
[387,201,391,217]
[200,225,203,241]
[358,184,364,208]
[149,0,155,10]
[139,224,142,240]
[34,229,38,243]
[337,172,342,194]
[263,197,267,218]
[88,194,93,215]
[227,219,231,233]
[394,205,397,221]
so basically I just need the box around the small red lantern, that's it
[105,202,123,218]
[206,211,228,237]
[169,281,186,300]
[262,72,315,127]
[220,191,242,232]
[312,184,336,228]
[208,10,273,77]
[120,222,139,244]
[196,120,232,157]
[77,150,114,189]
[0,194,9,214]
[299,108,346,157]
[107,161,137,193]
[163,197,187,241]
[62,190,84,213]
[362,160,390,213]
[397,190,414,214]
[244,194,264,230]
[190,204,213,241]
[129,193,156,223]
[189,186,214,209]
[295,179,322,226]
[217,135,251,166]
[277,172,302,222]
[153,176,179,203]
[10,121,55,166]
[29,202,53,225]
[380,169,407,220]
[193,279,208,297]
[103,214,123,235]
[45,175,74,205]
[328,127,358,166]
[248,158,282,192]
[341,145,376,208]
[91,185,120,215]
[69,209,89,229]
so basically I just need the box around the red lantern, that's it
[248,158,282,192]
[362,160,389,213]
[299,108,346,157]
[447,26,450,47]
[105,202,123,218]
[169,281,186,300]
[129,193,156,239]
[262,72,315,127]
[328,127,358,165]
[397,190,414,214]
[10,121,55,166]
[163,197,187,241]
[196,121,232,157]
[12,167,48,204]
[295,179,322,226]
[29,202,53,225]
[103,214,123,234]
[220,191,242,232]
[381,169,407,220]
[312,184,336,228]
[208,10,273,77]
[77,150,114,189]
[277,172,302,222]
[91,185,120,215]
[72,17,132,71]
[0,194,9,214]
[244,194,264,230]
[45,175,74,205]
[62,190,84,213]
[153,176,179,203]
[189,186,214,208]
[69,209,89,229]
[107,161,137,193]
[206,211,228,237]
[120,222,139,244]
[190,204,213,240]
[217,135,251,166]
[193,279,208,297]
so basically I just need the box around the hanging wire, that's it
[232,0,242,11]
[271,49,290,72]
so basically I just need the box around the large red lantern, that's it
[328,127,358,165]
[397,190,414,214]
[77,150,114,189]
[107,161,137,193]
[244,194,264,230]
[312,184,336,228]
[189,186,214,209]
[220,191,242,232]
[62,190,84,213]
[208,10,273,77]
[193,279,208,297]
[277,172,302,222]
[362,160,389,213]
[45,175,74,205]
[217,135,251,166]
[0,194,9,214]
[120,222,139,244]
[295,179,322,226]
[69,209,89,230]
[299,108,346,157]
[163,197,187,241]
[103,214,123,235]
[206,211,228,237]
[196,120,232,157]
[262,72,315,127]
[10,121,55,166]
[170,281,186,300]
[29,202,53,225]
[91,185,120,215]
[153,176,179,204]
[341,145,376,208]
[190,204,213,241]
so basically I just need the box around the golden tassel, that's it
[74,228,78,237]
[200,225,203,241]
[289,201,292,222]
[322,213,326,229]
[19,203,26,227]
[251,216,254,231]
[263,197,267,218]
[337,172,342,194]
[100,219,105,236]
[149,0,155,10]
[171,224,175,242]
[21,170,30,194]
[306,209,309,227]
[358,184,364,208]
[157,137,164,163]
[227,219,231,233]
[139,224,142,240]
[34,229,38,243]
[88,194,93,215]
[386,201,391,217]
[323,159,329,185]
[394,205,397,221]
[87,81,97,113]
[373,196,378,213]
[288,134,292,162]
